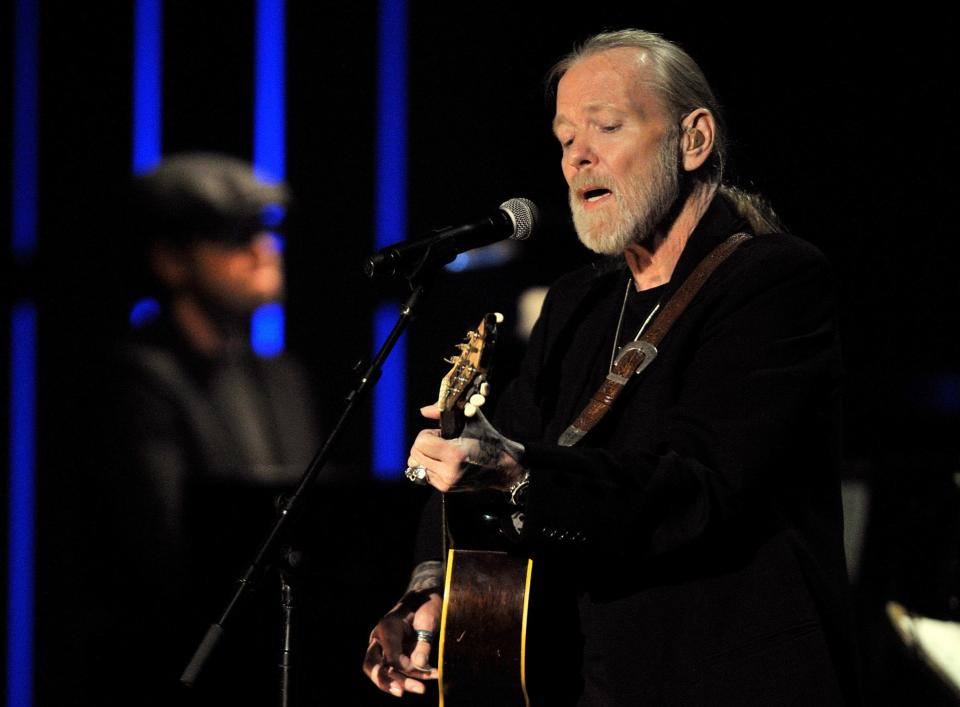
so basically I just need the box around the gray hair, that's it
[548,29,782,234]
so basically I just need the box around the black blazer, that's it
[489,194,858,705]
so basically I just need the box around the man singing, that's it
[364,29,859,705]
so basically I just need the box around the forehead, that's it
[554,48,664,125]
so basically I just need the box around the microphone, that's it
[364,197,538,279]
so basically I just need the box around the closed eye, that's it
[601,124,621,133]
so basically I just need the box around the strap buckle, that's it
[611,340,658,377]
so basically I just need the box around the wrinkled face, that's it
[187,232,284,314]
[554,48,680,254]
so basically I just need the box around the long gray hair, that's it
[548,29,782,234]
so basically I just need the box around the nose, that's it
[565,138,596,173]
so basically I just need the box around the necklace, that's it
[609,277,661,373]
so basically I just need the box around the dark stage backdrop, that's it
[5,3,960,705]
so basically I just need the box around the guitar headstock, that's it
[438,312,502,440]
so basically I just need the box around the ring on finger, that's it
[415,629,435,644]
[405,465,429,485]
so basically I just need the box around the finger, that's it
[410,625,439,671]
[373,621,407,670]
[404,462,456,492]
[413,428,442,446]
[371,663,408,697]
[363,639,383,678]
[420,404,441,420]
[410,593,442,670]
[366,654,397,693]
[410,436,464,479]
[389,667,434,695]
[415,433,469,465]
[404,666,439,682]
[402,675,429,693]
[369,646,430,697]
[409,634,433,669]
[408,430,442,465]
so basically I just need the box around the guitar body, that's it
[434,314,533,706]
[439,549,532,707]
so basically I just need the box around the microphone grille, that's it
[500,197,539,241]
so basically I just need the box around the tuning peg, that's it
[494,312,504,324]
[464,402,477,417]
[469,393,486,408]
[480,382,491,397]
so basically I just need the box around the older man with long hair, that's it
[365,30,858,706]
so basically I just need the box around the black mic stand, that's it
[277,545,300,707]
[180,248,446,702]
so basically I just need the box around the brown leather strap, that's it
[558,232,751,447]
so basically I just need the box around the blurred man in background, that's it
[91,153,319,704]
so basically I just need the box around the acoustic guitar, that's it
[434,312,534,707]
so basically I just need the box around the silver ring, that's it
[404,465,428,485]
[415,629,434,644]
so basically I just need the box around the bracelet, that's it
[506,471,531,507]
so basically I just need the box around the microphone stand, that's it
[277,546,298,707]
[181,251,443,701]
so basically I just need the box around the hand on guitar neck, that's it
[409,311,527,495]
[408,403,527,494]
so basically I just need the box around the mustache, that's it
[570,172,616,194]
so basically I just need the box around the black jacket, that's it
[484,194,856,705]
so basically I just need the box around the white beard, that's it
[569,134,680,256]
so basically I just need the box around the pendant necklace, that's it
[609,277,661,373]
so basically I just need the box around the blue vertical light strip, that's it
[132,0,162,173]
[251,0,286,357]
[9,0,38,705]
[372,0,408,479]
[250,302,285,358]
[128,1,163,330]
[372,303,407,476]
[7,307,36,707]
[12,0,38,263]
[253,0,285,181]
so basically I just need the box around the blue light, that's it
[9,2,38,704]
[265,231,285,254]
[254,0,285,182]
[13,0,38,263]
[251,302,285,358]
[8,303,37,707]
[373,302,407,479]
[128,297,162,328]
[261,202,286,228]
[444,241,518,273]
[374,0,407,250]
[252,0,286,357]
[132,0,162,173]
[372,0,408,480]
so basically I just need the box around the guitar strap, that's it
[557,232,751,447]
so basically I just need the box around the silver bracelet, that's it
[506,471,531,507]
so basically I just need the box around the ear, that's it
[150,242,190,289]
[680,108,715,173]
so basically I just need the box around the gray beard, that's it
[570,134,680,256]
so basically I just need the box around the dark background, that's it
[4,2,960,704]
